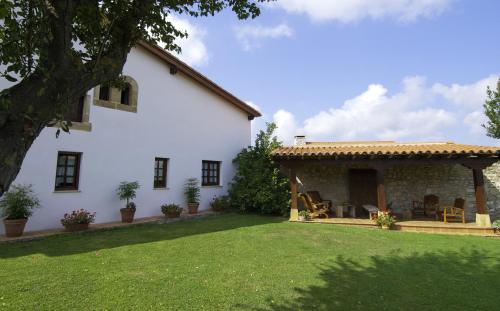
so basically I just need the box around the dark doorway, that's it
[349,169,377,217]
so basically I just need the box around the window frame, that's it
[201,160,221,186]
[154,157,168,189]
[99,85,110,101]
[93,76,138,113]
[120,83,131,105]
[54,152,81,191]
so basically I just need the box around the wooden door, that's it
[349,169,378,217]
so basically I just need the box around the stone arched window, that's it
[93,76,138,113]
[49,94,92,132]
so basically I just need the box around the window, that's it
[64,96,85,123]
[93,76,138,113]
[202,161,221,186]
[120,84,130,105]
[154,158,168,188]
[99,85,110,101]
[55,152,81,191]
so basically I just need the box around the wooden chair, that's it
[307,191,332,208]
[299,193,329,219]
[412,195,439,218]
[443,198,465,223]
[424,195,440,219]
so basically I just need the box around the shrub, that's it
[298,210,309,219]
[375,213,396,228]
[161,204,183,215]
[61,209,96,226]
[0,184,40,220]
[210,195,231,212]
[116,181,140,210]
[493,220,500,230]
[184,178,200,204]
[228,123,290,216]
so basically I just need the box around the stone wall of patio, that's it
[296,162,500,221]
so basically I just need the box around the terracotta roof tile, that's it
[271,141,500,158]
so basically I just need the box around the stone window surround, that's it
[48,95,92,132]
[93,76,139,113]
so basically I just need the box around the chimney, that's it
[294,135,306,146]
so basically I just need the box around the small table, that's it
[335,204,356,218]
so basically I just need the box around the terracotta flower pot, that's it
[64,223,90,232]
[120,208,135,223]
[164,211,181,219]
[298,216,306,221]
[187,203,199,214]
[3,218,28,237]
[381,225,390,230]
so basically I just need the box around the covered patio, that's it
[272,138,500,234]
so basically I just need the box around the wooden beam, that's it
[473,168,488,215]
[289,167,299,221]
[375,167,387,212]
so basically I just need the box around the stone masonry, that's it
[297,162,500,221]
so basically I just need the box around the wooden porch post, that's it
[472,168,488,215]
[289,167,299,221]
[460,159,494,227]
[375,167,387,212]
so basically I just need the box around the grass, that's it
[1,214,499,310]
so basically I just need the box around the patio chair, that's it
[299,193,330,219]
[307,191,332,208]
[412,195,439,218]
[443,198,465,223]
[424,195,440,219]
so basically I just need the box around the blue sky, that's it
[169,0,500,145]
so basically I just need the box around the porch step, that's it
[394,221,495,236]
[295,218,497,236]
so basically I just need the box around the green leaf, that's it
[4,74,17,82]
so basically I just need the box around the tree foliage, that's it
[484,79,500,138]
[228,123,290,216]
[0,0,270,196]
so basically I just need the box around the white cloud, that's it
[273,109,298,144]
[432,75,499,108]
[270,75,499,144]
[464,110,486,135]
[271,0,452,23]
[235,23,293,51]
[167,15,209,66]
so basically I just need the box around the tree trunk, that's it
[0,55,128,196]
[0,0,146,196]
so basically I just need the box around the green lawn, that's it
[1,214,499,310]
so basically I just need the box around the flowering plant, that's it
[161,204,183,215]
[61,209,96,226]
[298,210,309,219]
[375,213,396,228]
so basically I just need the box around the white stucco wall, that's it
[0,46,252,233]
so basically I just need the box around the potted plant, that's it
[116,181,140,223]
[61,209,96,232]
[210,195,231,212]
[298,210,309,221]
[0,184,40,237]
[184,178,200,214]
[493,220,500,234]
[375,213,396,230]
[161,204,183,218]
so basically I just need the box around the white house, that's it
[0,41,260,234]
